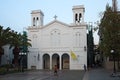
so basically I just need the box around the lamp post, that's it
[110,50,116,74]
[19,52,26,72]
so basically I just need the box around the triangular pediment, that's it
[42,20,70,29]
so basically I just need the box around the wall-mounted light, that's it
[84,46,87,51]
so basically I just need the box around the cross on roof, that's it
[54,15,57,20]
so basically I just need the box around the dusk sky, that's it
[0,0,119,44]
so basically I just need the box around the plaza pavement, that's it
[1,68,120,80]
[83,68,120,80]
[0,70,85,80]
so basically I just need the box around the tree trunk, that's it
[13,46,20,67]
[0,55,1,65]
[0,47,4,65]
[117,55,120,70]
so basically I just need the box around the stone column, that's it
[59,55,62,70]
[50,55,52,70]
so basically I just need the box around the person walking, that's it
[54,65,58,76]
[84,64,87,72]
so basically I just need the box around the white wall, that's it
[1,45,14,65]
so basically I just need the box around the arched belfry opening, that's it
[43,54,50,69]
[79,13,82,22]
[33,17,35,26]
[75,14,78,21]
[62,53,70,69]
[75,13,82,23]
[36,17,39,26]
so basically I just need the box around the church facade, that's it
[27,5,87,70]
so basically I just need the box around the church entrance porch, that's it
[62,54,70,69]
[42,53,70,70]
[52,54,59,69]
[43,54,50,69]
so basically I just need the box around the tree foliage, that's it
[99,4,120,57]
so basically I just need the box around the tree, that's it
[99,4,120,69]
[87,24,95,67]
[0,25,31,67]
[21,31,31,53]
[9,31,31,67]
[20,31,31,68]
[9,31,22,67]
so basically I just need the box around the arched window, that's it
[75,32,80,47]
[32,34,37,48]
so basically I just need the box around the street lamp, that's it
[19,52,26,72]
[110,50,116,74]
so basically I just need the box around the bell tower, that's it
[72,5,85,25]
[31,10,44,27]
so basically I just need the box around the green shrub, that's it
[0,67,6,75]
